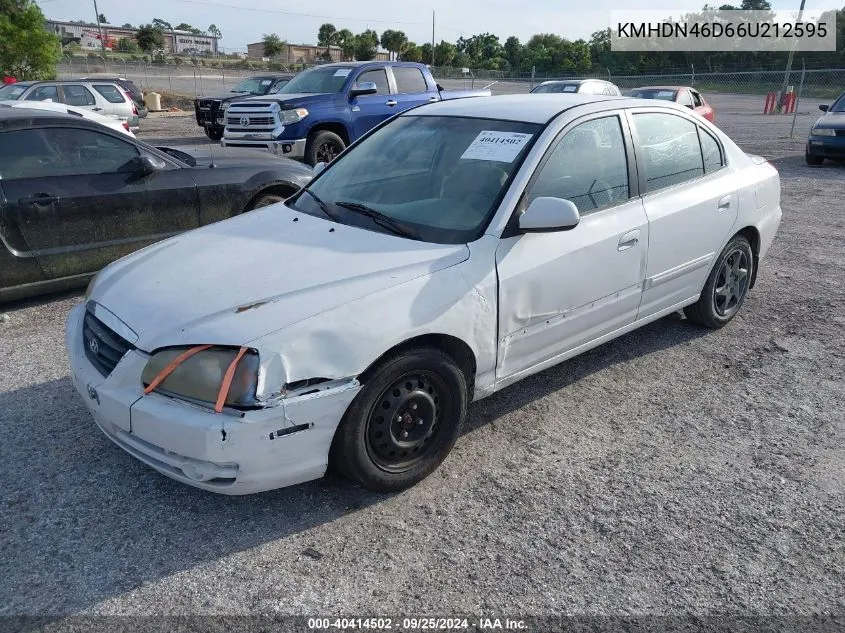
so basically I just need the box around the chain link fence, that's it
[432,66,845,100]
[56,56,845,102]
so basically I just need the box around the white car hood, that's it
[90,205,469,351]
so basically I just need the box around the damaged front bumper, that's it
[65,304,361,495]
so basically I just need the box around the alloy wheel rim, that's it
[713,249,750,318]
[317,141,340,163]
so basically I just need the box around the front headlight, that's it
[280,107,308,124]
[811,127,836,137]
[142,346,260,410]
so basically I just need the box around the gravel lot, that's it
[1,92,843,628]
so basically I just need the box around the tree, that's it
[318,23,337,47]
[152,18,173,32]
[420,42,433,65]
[401,42,422,62]
[503,36,522,68]
[175,23,193,31]
[433,40,456,66]
[354,29,379,61]
[136,24,165,53]
[380,29,408,61]
[208,24,222,40]
[261,33,285,58]
[116,37,139,53]
[121,23,133,29]
[336,29,355,61]
[0,0,60,79]
[97,13,108,24]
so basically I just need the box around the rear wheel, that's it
[330,348,467,492]
[205,126,224,141]
[305,130,346,166]
[684,235,753,329]
[805,150,824,166]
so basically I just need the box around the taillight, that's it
[133,103,138,115]
[123,121,130,131]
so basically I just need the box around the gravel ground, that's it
[1,93,843,628]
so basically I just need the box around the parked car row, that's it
[0,79,142,131]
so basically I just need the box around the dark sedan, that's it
[806,90,845,165]
[0,108,312,302]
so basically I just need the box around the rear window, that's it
[94,84,126,104]
[629,89,678,101]
[0,84,27,99]
[393,67,428,94]
[532,83,579,94]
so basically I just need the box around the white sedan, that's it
[66,94,782,494]
[0,100,135,137]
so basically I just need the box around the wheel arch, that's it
[357,333,478,401]
[243,180,301,212]
[735,225,761,288]
[307,121,351,146]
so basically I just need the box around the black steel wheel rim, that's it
[365,370,450,473]
[713,249,750,317]
[317,141,340,163]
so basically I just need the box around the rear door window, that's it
[691,90,704,107]
[93,84,126,104]
[632,112,705,192]
[393,67,428,94]
[699,127,724,173]
[677,90,694,107]
[63,84,96,107]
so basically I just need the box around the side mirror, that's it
[519,197,580,233]
[819,104,829,112]
[134,155,164,174]
[349,81,378,98]
[313,161,326,176]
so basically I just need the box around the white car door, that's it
[495,112,649,382]
[90,83,129,119]
[626,110,740,319]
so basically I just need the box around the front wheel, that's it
[330,348,468,492]
[805,150,824,166]
[684,235,754,329]
[304,130,346,167]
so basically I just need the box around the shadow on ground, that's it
[0,311,706,617]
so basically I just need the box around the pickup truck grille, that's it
[83,309,133,377]
[197,99,216,110]
[227,116,274,127]
[835,129,845,137]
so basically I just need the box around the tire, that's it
[305,130,346,167]
[330,347,468,492]
[684,235,754,329]
[205,126,224,141]
[247,193,286,211]
[805,151,824,166]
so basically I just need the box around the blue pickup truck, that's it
[221,61,491,165]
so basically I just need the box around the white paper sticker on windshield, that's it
[260,79,272,86]
[460,131,532,163]
[333,68,352,77]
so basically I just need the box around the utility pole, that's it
[431,10,436,66]
[779,0,806,109]
[92,0,106,52]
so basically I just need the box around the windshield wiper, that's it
[301,188,341,221]
[334,201,418,239]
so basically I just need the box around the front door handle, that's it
[91,107,103,111]
[18,193,59,206]
[718,195,732,211]
[428,96,438,102]
[385,100,398,107]
[618,229,640,251]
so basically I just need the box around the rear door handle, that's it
[385,100,398,107]
[618,229,640,251]
[18,194,59,206]
[91,107,103,111]
[718,195,732,211]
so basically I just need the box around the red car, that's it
[627,86,715,123]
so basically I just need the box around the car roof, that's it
[632,86,690,91]
[0,107,110,129]
[408,93,647,124]
[539,79,614,86]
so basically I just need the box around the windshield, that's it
[0,84,27,100]
[628,88,678,101]
[230,77,273,95]
[532,82,579,94]
[275,66,353,94]
[289,115,541,244]
[830,92,845,112]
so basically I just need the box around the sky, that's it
[35,0,824,52]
